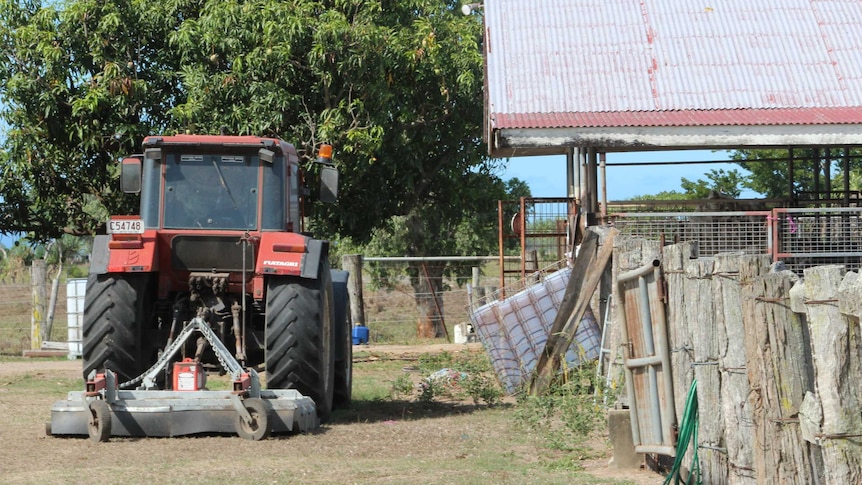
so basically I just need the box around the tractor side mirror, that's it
[319,165,339,204]
[120,156,143,194]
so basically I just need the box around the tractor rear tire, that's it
[82,273,154,385]
[265,261,335,421]
[331,270,352,408]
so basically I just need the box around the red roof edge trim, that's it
[492,107,862,130]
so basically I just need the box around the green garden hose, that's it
[664,378,700,485]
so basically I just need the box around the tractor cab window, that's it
[140,155,162,229]
[163,153,259,230]
[261,155,285,230]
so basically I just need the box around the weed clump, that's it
[514,360,610,452]
[389,351,503,406]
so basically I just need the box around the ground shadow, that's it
[327,398,513,426]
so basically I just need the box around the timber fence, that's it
[612,237,862,483]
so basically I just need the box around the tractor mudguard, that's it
[331,270,350,362]
[257,232,329,279]
[89,233,158,275]
[89,235,111,274]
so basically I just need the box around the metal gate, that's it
[616,259,676,456]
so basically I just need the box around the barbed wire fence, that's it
[0,277,73,356]
[358,256,512,343]
[0,256,515,355]
[0,282,34,355]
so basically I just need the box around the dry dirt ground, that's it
[0,346,661,485]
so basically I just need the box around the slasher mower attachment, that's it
[48,317,318,441]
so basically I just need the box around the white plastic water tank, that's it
[66,278,87,359]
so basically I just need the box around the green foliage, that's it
[515,360,608,452]
[0,0,186,240]
[1,0,507,257]
[629,189,690,201]
[731,147,862,199]
[389,372,414,399]
[166,0,494,245]
[632,168,747,200]
[632,147,862,201]
[680,168,746,198]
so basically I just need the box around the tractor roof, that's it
[142,135,296,155]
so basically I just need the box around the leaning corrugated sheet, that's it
[469,268,602,394]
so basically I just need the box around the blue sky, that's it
[500,149,754,199]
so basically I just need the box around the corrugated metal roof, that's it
[485,0,862,130]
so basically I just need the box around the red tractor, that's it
[82,135,351,420]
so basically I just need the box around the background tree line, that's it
[631,148,862,201]
[0,0,529,337]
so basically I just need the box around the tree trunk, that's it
[411,262,445,339]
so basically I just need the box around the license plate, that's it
[108,218,145,234]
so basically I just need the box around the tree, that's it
[2,0,505,338]
[362,174,530,338]
[730,147,862,200]
[153,0,494,338]
[166,0,489,243]
[630,168,747,200]
[0,0,189,240]
[680,168,746,198]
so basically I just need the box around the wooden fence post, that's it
[683,257,727,483]
[469,266,486,310]
[663,242,697,474]
[716,254,770,483]
[342,254,366,328]
[744,270,817,483]
[800,265,862,484]
[30,259,47,350]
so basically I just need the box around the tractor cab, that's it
[119,135,338,234]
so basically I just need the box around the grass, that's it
[0,372,80,399]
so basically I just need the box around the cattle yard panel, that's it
[499,197,575,291]
[772,207,862,272]
[608,211,772,257]
[498,199,862,283]
[606,208,862,273]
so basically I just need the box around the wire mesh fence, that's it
[360,259,503,343]
[608,207,862,274]
[0,281,71,355]
[5,204,861,355]
[773,207,862,273]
